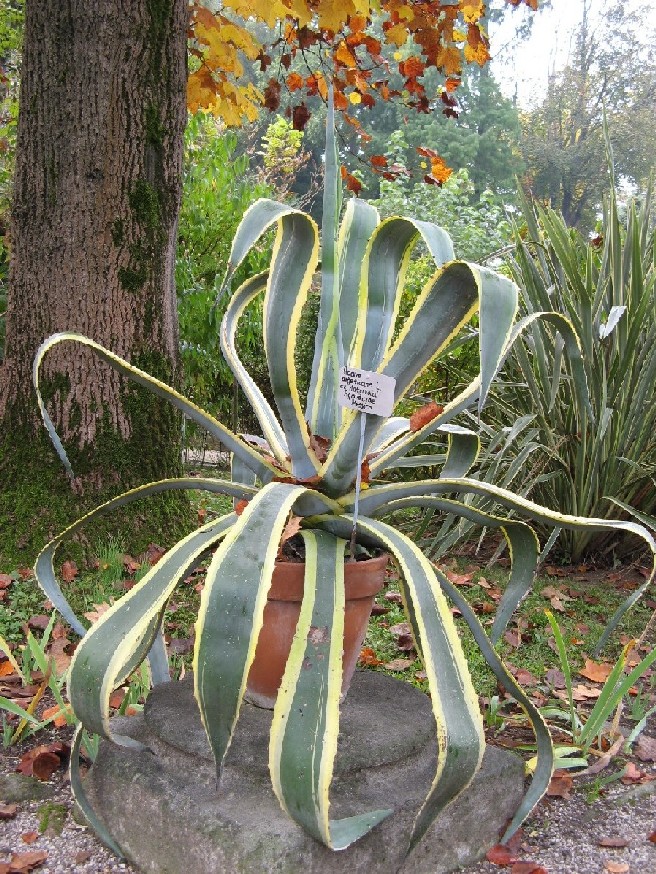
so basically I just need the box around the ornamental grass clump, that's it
[33,102,655,858]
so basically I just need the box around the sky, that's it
[488,0,641,108]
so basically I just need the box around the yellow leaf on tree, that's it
[386,22,408,48]
[435,45,462,76]
[317,0,358,33]
[349,90,362,104]
[464,40,490,65]
[461,0,485,23]
[335,40,357,67]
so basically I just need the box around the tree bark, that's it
[0,0,190,565]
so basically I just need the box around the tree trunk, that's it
[0,0,190,566]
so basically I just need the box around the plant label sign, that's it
[338,366,396,417]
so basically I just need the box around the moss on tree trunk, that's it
[0,0,192,567]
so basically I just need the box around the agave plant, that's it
[33,103,655,859]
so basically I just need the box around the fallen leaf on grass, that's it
[545,668,566,688]
[383,658,414,672]
[47,637,73,675]
[60,560,78,582]
[553,684,601,702]
[0,573,12,588]
[389,621,415,651]
[514,668,538,686]
[598,837,629,848]
[546,769,573,798]
[0,659,16,677]
[358,647,383,667]
[445,570,474,586]
[0,802,18,819]
[145,543,166,565]
[603,862,629,873]
[384,591,402,604]
[579,658,614,683]
[504,629,522,649]
[26,616,49,631]
[83,601,113,624]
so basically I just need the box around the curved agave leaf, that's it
[436,572,554,843]
[68,513,236,745]
[386,424,480,479]
[337,200,380,363]
[370,416,410,453]
[220,270,289,465]
[263,211,320,479]
[369,379,482,478]
[69,725,125,858]
[437,425,480,479]
[220,198,297,290]
[194,481,305,779]
[374,495,539,641]
[348,479,656,646]
[33,334,276,481]
[306,89,344,439]
[34,477,256,637]
[350,217,454,373]
[343,515,483,852]
[323,261,515,496]
[269,529,391,849]
[372,306,591,478]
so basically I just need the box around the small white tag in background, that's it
[338,366,396,418]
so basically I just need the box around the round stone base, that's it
[82,672,524,873]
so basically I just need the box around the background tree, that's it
[520,0,656,229]
[0,0,189,564]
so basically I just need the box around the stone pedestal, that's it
[82,672,524,873]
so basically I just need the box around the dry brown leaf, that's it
[5,849,48,872]
[83,601,112,624]
[41,704,72,729]
[445,570,474,586]
[510,863,547,874]
[46,638,72,676]
[60,560,78,582]
[603,863,629,874]
[547,769,573,798]
[279,514,302,547]
[409,401,443,432]
[485,843,515,865]
[504,629,522,649]
[634,735,656,762]
[20,833,38,845]
[383,658,414,672]
[579,658,614,683]
[598,837,629,848]
[621,761,649,784]
[358,647,383,667]
[0,573,12,589]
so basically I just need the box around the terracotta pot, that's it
[245,553,389,709]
